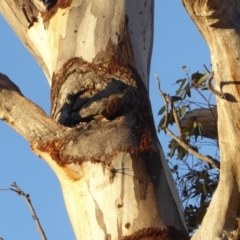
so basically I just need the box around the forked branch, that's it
[1,182,47,240]
[0,73,61,141]
[155,74,220,170]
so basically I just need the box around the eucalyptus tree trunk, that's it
[182,0,240,239]
[0,1,187,239]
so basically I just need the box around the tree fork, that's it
[0,64,187,239]
[0,0,188,239]
[31,60,186,238]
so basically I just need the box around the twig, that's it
[203,64,211,73]
[167,94,183,139]
[154,73,183,139]
[161,126,220,170]
[154,73,169,128]
[207,74,227,99]
[1,182,47,240]
[155,72,220,170]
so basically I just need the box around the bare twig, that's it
[154,73,183,139]
[1,182,47,240]
[155,72,220,170]
[154,73,169,128]
[203,64,211,73]
[160,126,220,170]
[167,94,183,139]
[207,74,227,99]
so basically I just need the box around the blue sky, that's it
[0,2,210,239]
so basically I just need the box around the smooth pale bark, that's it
[0,1,187,239]
[180,107,217,139]
[182,0,240,239]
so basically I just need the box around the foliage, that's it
[157,67,219,234]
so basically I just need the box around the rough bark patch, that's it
[122,226,189,240]
[42,0,72,21]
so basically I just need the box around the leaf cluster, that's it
[158,71,207,161]
[157,68,219,234]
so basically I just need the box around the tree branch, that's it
[162,126,220,170]
[0,1,153,89]
[154,73,169,128]
[156,73,220,170]
[0,73,61,141]
[1,182,47,240]
[0,1,52,80]
[207,75,228,99]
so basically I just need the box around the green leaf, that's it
[191,72,204,84]
[175,79,187,96]
[168,139,178,158]
[193,123,203,141]
[196,74,207,87]
[158,106,166,115]
[171,96,182,102]
[197,208,207,224]
[183,121,194,133]
[176,78,187,90]
[176,78,186,85]
[179,106,186,118]
[178,147,185,159]
[159,116,166,127]
[168,110,175,125]
[186,87,191,97]
[181,83,191,98]
[175,88,183,95]
[202,183,207,196]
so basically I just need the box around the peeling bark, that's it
[182,0,240,239]
[0,1,188,239]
